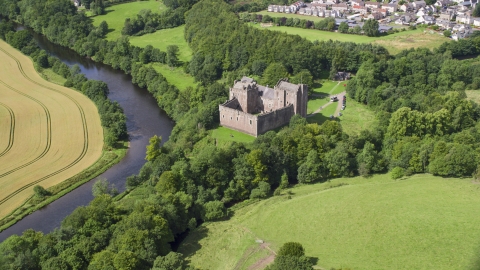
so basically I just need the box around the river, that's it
[0,27,174,242]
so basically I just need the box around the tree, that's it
[338,22,349,33]
[297,150,323,183]
[473,4,480,17]
[278,242,305,257]
[155,171,180,195]
[152,252,187,270]
[146,135,162,161]
[363,19,379,37]
[166,45,179,67]
[92,178,118,197]
[443,30,451,37]
[262,63,288,86]
[98,21,108,37]
[33,185,50,198]
[251,60,267,76]
[202,201,227,221]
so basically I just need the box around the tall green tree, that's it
[166,45,179,67]
[146,135,162,161]
[363,19,379,37]
[262,63,288,86]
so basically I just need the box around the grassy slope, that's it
[251,24,450,54]
[466,90,480,104]
[211,126,256,145]
[337,99,378,135]
[92,0,166,40]
[179,174,480,270]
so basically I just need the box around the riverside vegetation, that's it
[0,0,480,268]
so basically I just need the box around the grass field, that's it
[0,40,103,220]
[179,174,480,270]
[211,126,256,145]
[151,63,197,91]
[130,25,192,62]
[92,0,166,40]
[337,99,378,135]
[251,24,450,55]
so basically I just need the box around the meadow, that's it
[211,126,256,145]
[178,174,480,270]
[0,40,103,220]
[91,0,166,40]
[251,24,450,54]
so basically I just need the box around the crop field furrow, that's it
[0,102,15,157]
[0,40,103,219]
[0,79,52,177]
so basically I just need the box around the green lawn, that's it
[130,25,192,62]
[178,174,480,270]
[251,24,450,54]
[307,96,329,114]
[307,102,337,124]
[337,99,378,135]
[92,0,166,40]
[255,10,325,22]
[211,126,255,145]
[151,63,197,91]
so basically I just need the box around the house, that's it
[434,0,453,7]
[456,14,474,24]
[351,0,365,6]
[318,9,326,17]
[332,3,349,12]
[436,18,455,29]
[474,17,480,26]
[399,3,412,11]
[416,8,427,16]
[439,11,455,20]
[352,5,369,14]
[312,3,329,9]
[334,72,351,81]
[378,25,393,32]
[412,0,427,9]
[368,12,384,20]
[285,6,292,13]
[365,1,381,9]
[298,7,306,14]
[417,15,436,24]
[330,10,341,17]
[384,3,398,13]
[268,5,275,12]
[452,24,472,39]
[372,8,388,16]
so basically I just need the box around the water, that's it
[0,27,174,241]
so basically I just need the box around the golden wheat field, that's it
[0,40,103,219]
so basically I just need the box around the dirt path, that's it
[307,91,346,118]
[334,91,346,116]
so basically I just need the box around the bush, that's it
[277,242,305,257]
[202,200,227,221]
[33,185,50,198]
[391,167,405,180]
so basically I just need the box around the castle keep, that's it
[219,77,308,137]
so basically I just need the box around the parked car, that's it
[330,96,339,102]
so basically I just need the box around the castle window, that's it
[249,120,252,125]
[237,117,238,121]
[222,115,224,118]
[230,117,232,120]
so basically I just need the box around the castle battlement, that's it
[219,77,308,137]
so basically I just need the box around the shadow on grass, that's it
[179,226,210,260]
[309,256,319,266]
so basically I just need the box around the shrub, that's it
[202,200,227,221]
[391,167,405,180]
[277,242,305,257]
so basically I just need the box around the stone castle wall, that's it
[219,104,258,136]
[257,105,295,135]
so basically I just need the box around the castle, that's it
[219,77,308,137]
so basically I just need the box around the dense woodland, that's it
[1,0,480,269]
